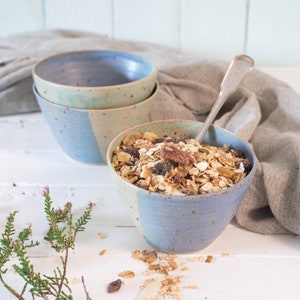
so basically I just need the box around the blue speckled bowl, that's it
[32,50,157,109]
[107,120,257,253]
[33,83,158,164]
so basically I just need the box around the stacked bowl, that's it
[32,50,158,163]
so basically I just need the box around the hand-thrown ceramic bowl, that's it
[33,82,158,164]
[107,119,257,253]
[32,50,157,109]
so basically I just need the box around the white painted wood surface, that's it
[45,0,113,36]
[0,0,44,36]
[179,0,247,60]
[0,67,300,299]
[113,0,180,49]
[247,0,300,66]
[1,0,300,66]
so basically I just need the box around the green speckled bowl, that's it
[33,83,158,164]
[32,50,157,109]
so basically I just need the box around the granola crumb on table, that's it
[111,132,251,195]
[132,249,215,299]
[132,249,182,299]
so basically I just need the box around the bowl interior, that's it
[34,51,156,87]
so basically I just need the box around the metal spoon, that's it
[195,54,254,143]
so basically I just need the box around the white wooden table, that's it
[0,67,300,299]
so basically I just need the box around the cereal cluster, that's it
[111,132,251,195]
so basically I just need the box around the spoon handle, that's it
[195,54,254,143]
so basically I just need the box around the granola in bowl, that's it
[106,119,256,253]
[111,132,252,195]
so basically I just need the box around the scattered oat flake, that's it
[141,278,156,289]
[119,270,135,278]
[97,232,107,239]
[132,250,184,299]
[198,255,214,263]
[205,255,214,263]
[70,278,80,284]
[198,256,204,262]
[99,249,106,256]
[137,276,182,300]
[143,269,155,276]
[133,249,158,264]
[137,278,162,300]
[188,256,198,262]
[184,285,198,290]
[132,249,141,259]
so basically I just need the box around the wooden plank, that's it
[0,0,44,37]
[180,0,248,61]
[247,0,300,65]
[45,0,113,36]
[0,120,56,152]
[0,150,113,186]
[113,0,180,48]
[0,254,299,299]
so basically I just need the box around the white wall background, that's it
[1,0,300,66]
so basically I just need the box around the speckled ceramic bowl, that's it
[33,82,158,164]
[107,119,257,253]
[32,50,157,109]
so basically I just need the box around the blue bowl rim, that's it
[32,50,157,90]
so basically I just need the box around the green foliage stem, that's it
[0,187,94,299]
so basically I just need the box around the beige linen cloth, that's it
[1,30,299,236]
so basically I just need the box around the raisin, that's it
[235,149,245,158]
[122,146,140,158]
[107,279,122,293]
[172,174,181,184]
[242,158,252,174]
[154,160,174,175]
[152,137,165,144]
